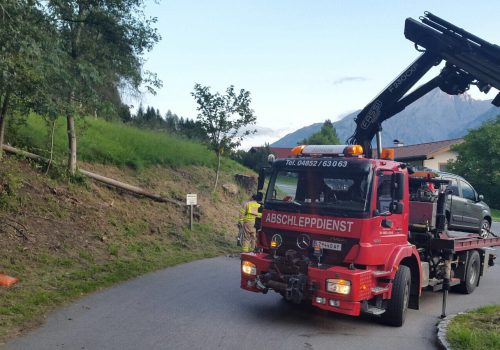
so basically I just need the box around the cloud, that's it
[239,125,290,137]
[238,125,294,150]
[251,126,283,136]
[332,76,367,86]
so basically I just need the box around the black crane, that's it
[348,12,500,158]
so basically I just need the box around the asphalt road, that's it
[4,223,500,350]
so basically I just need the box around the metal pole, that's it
[376,128,383,159]
[441,289,448,318]
[441,251,452,318]
[190,204,193,231]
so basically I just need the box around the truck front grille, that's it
[262,230,358,266]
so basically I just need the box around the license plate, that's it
[313,240,342,251]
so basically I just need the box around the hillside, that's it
[0,117,252,342]
[272,90,497,147]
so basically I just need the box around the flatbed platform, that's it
[431,231,500,252]
[449,235,500,252]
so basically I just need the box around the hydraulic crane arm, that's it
[348,12,500,157]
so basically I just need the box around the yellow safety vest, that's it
[239,200,261,222]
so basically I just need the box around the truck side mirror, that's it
[393,172,405,201]
[257,168,266,191]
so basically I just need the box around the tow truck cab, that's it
[240,145,420,326]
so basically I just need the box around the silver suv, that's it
[438,172,492,238]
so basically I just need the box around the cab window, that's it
[272,171,298,200]
[377,173,393,213]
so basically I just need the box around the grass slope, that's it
[1,116,252,343]
[7,114,245,172]
[0,158,246,343]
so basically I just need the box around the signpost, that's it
[186,194,197,231]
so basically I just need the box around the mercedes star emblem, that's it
[296,234,311,250]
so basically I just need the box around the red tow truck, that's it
[240,12,500,326]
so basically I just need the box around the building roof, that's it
[270,147,294,159]
[392,138,463,161]
[249,147,293,159]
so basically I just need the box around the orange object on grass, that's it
[0,273,18,287]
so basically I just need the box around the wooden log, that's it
[1,145,184,206]
[79,169,183,206]
[2,144,47,162]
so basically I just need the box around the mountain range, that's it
[271,89,499,147]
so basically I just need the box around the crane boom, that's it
[348,12,500,157]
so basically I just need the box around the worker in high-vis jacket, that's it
[238,194,262,252]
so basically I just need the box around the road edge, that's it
[436,312,462,350]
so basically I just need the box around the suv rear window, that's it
[460,181,476,201]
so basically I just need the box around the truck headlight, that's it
[326,279,351,295]
[242,261,256,275]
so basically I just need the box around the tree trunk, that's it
[66,114,77,174]
[64,3,87,175]
[213,150,222,192]
[0,92,10,160]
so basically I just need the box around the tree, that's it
[177,117,207,142]
[0,1,54,159]
[192,84,257,190]
[232,144,271,172]
[300,119,341,145]
[165,110,179,132]
[43,0,161,174]
[447,116,500,208]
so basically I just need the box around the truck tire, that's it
[381,265,411,327]
[455,250,480,294]
[478,219,490,239]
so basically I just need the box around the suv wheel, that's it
[479,219,490,239]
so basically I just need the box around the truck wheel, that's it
[478,219,490,239]
[455,250,480,294]
[381,265,411,327]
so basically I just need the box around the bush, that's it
[448,116,500,208]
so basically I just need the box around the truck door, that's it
[376,172,404,236]
[459,180,481,228]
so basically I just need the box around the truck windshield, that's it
[266,164,372,214]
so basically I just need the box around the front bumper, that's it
[240,252,376,316]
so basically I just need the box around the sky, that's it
[138,0,500,149]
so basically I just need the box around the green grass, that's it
[6,114,246,172]
[491,208,500,222]
[0,223,235,341]
[447,304,500,350]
